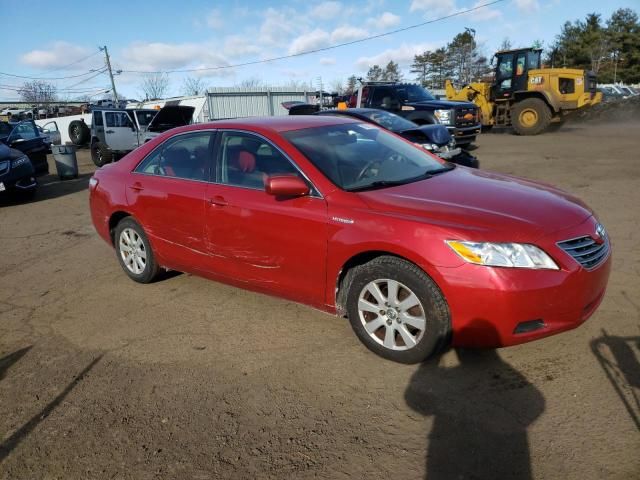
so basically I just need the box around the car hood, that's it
[147,105,195,132]
[397,124,451,145]
[407,99,476,109]
[356,167,593,242]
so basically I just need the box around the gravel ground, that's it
[1,121,639,480]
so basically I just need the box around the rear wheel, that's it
[512,98,552,135]
[344,256,450,364]
[91,142,112,167]
[114,218,159,284]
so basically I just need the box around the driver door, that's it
[204,130,329,305]
[102,111,137,151]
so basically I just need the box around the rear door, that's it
[127,130,216,271]
[103,111,137,151]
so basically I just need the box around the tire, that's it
[68,120,90,145]
[114,217,160,284]
[511,98,552,135]
[344,256,450,364]
[91,142,112,167]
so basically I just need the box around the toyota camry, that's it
[89,116,611,363]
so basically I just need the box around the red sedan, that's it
[89,116,611,363]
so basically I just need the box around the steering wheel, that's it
[356,160,378,182]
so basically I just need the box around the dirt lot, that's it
[1,122,639,480]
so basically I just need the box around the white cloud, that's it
[288,25,370,55]
[223,36,261,57]
[465,1,502,21]
[288,29,331,55]
[20,41,93,69]
[121,42,229,73]
[259,7,301,47]
[320,57,336,65]
[514,0,540,13]
[206,8,224,29]
[409,0,457,16]
[331,25,369,42]
[310,1,342,20]
[366,11,402,29]
[355,42,440,71]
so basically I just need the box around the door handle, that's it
[105,130,114,134]
[207,195,228,207]
[128,182,144,192]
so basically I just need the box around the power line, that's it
[37,50,103,75]
[121,0,507,74]
[0,67,104,81]
[62,68,108,90]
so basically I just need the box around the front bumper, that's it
[446,124,481,144]
[435,216,612,348]
[0,161,37,193]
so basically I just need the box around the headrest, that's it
[237,150,256,173]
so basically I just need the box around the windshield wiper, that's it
[424,163,456,176]
[347,174,433,192]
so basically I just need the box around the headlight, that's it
[446,241,559,270]
[421,143,438,151]
[11,156,29,168]
[434,109,452,124]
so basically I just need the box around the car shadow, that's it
[591,328,640,431]
[0,353,103,463]
[0,346,32,383]
[405,320,545,480]
[0,173,91,206]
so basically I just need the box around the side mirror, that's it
[264,175,310,197]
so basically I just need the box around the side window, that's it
[93,111,104,127]
[516,54,526,76]
[369,87,395,108]
[9,122,38,141]
[135,132,213,181]
[497,54,513,79]
[105,112,133,128]
[217,132,301,190]
[559,78,575,94]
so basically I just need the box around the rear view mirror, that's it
[265,175,310,197]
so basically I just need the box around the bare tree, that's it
[18,80,57,103]
[329,78,345,94]
[182,76,206,96]
[139,73,170,100]
[235,76,263,88]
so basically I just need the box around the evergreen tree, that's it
[366,65,384,81]
[382,61,402,82]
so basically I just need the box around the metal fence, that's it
[206,87,313,120]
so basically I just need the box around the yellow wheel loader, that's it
[445,48,602,135]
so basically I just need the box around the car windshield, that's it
[359,110,418,132]
[394,84,436,102]
[284,123,449,191]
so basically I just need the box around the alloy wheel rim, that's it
[119,228,147,274]
[358,279,426,351]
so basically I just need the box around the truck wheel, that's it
[512,98,551,135]
[68,120,90,145]
[91,143,112,167]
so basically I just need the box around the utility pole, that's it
[100,46,118,105]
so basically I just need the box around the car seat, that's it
[162,146,190,177]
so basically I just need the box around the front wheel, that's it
[114,218,159,283]
[511,98,552,135]
[345,256,450,364]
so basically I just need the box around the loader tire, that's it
[512,98,552,135]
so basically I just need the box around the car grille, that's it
[455,107,478,128]
[557,235,609,270]
[0,160,9,176]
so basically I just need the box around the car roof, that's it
[195,115,360,133]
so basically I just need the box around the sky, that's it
[1,0,637,101]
